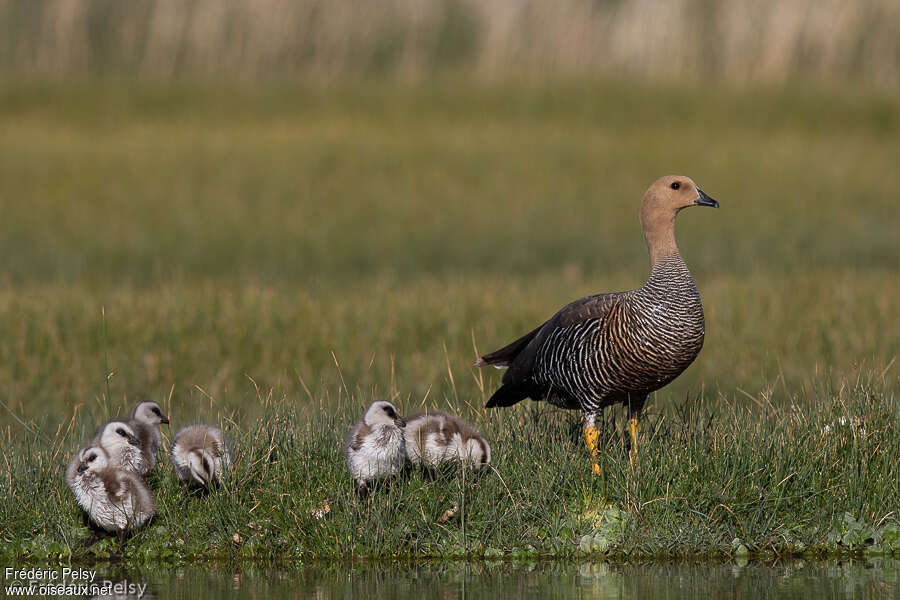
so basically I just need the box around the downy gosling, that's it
[127,400,169,471]
[170,424,231,488]
[92,420,146,475]
[404,411,491,473]
[344,401,406,495]
[65,444,156,536]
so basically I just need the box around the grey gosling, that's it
[170,425,231,488]
[128,400,169,471]
[477,175,718,474]
[344,401,407,495]
[92,420,146,475]
[403,411,491,473]
[65,444,156,535]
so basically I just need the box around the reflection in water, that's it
[92,559,899,599]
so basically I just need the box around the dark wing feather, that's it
[498,292,623,385]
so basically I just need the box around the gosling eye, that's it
[152,408,161,416]
[116,428,128,437]
[87,455,96,462]
[384,407,395,418]
[670,181,681,190]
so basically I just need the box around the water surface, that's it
[53,559,900,599]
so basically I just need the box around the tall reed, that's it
[1,0,898,86]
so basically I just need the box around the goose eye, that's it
[670,181,681,190]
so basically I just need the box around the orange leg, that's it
[625,395,646,463]
[626,415,639,462]
[583,414,602,476]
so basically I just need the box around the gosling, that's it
[403,411,491,473]
[128,400,169,470]
[170,424,231,488]
[64,444,156,536]
[92,420,146,474]
[344,400,407,495]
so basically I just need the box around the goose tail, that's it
[475,325,541,368]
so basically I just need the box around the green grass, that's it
[0,82,897,563]
[2,373,898,563]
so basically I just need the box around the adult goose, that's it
[477,175,718,474]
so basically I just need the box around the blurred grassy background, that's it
[0,0,897,431]
[0,82,897,430]
[2,0,900,87]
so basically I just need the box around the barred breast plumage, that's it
[477,175,718,473]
